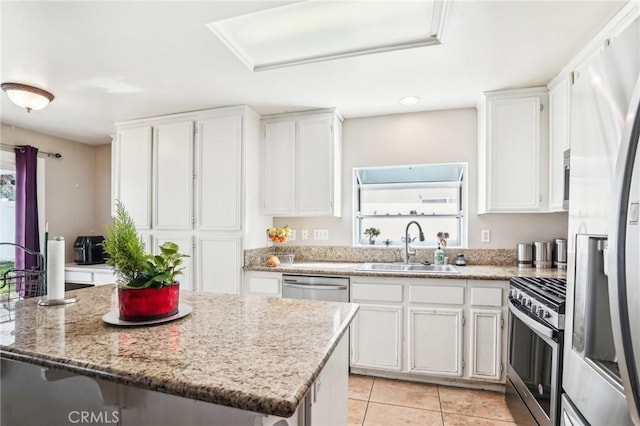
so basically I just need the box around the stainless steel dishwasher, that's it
[282,274,349,302]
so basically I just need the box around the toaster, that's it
[73,236,105,265]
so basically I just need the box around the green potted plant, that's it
[364,227,381,245]
[102,201,188,321]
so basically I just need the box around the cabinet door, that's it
[263,120,296,215]
[297,116,334,215]
[153,234,194,291]
[244,271,282,296]
[114,127,152,229]
[408,307,463,377]
[351,304,402,371]
[153,121,194,230]
[485,92,548,212]
[197,236,241,294]
[196,116,242,231]
[548,75,571,211]
[468,309,502,381]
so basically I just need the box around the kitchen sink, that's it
[356,263,458,273]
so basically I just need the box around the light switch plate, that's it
[288,230,296,241]
[481,229,491,243]
[301,229,308,240]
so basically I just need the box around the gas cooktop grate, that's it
[510,276,567,311]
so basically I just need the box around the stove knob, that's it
[522,297,530,307]
[531,304,539,315]
[538,310,550,319]
[516,292,523,301]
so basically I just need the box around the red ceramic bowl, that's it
[118,283,179,321]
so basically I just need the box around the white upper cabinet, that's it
[263,120,296,215]
[153,121,194,230]
[477,87,549,213]
[113,126,152,229]
[195,115,243,231]
[297,115,338,215]
[548,74,572,212]
[262,109,342,217]
[114,106,264,296]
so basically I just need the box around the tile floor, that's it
[348,374,516,426]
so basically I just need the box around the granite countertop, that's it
[0,285,358,418]
[245,262,567,281]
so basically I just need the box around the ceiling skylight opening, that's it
[208,0,448,72]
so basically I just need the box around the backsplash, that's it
[244,246,517,267]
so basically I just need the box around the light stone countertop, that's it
[64,263,113,272]
[0,285,358,418]
[245,262,567,281]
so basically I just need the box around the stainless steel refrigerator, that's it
[562,14,640,426]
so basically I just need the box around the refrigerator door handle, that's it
[609,75,640,426]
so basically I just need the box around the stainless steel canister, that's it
[554,238,567,269]
[534,241,553,269]
[517,243,533,267]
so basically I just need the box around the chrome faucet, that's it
[403,221,425,264]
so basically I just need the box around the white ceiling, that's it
[0,1,626,145]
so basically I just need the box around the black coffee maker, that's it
[73,236,105,265]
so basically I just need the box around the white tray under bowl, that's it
[102,303,192,327]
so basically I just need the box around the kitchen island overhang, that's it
[0,285,358,423]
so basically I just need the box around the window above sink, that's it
[353,163,467,248]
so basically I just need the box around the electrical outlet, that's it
[288,230,296,241]
[301,229,308,240]
[313,229,329,240]
[481,229,491,243]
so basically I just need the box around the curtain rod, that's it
[0,143,62,159]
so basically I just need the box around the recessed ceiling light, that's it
[399,96,420,106]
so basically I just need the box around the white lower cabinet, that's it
[197,236,242,294]
[351,304,403,371]
[468,308,502,381]
[153,234,194,291]
[350,277,508,385]
[408,307,463,377]
[243,271,282,297]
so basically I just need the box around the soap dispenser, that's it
[433,244,445,265]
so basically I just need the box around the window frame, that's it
[352,162,468,248]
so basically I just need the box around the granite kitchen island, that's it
[0,285,358,426]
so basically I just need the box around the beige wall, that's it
[274,108,568,249]
[1,124,111,261]
[93,143,112,232]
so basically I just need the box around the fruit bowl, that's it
[266,226,291,243]
[265,253,295,267]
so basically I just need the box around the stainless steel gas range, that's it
[505,276,567,426]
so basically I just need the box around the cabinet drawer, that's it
[65,271,93,284]
[409,285,464,305]
[248,277,281,296]
[352,283,403,303]
[470,287,503,307]
[93,272,116,286]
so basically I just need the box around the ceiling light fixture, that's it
[1,82,55,113]
[399,96,420,106]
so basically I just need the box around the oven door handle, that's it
[508,300,554,339]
